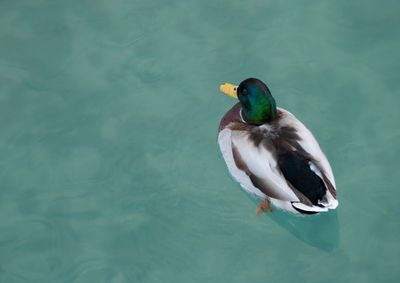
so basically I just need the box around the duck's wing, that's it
[277,148,332,214]
[276,108,338,211]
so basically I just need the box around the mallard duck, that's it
[218,78,338,215]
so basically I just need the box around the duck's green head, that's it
[220,78,277,125]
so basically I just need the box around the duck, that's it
[218,78,338,215]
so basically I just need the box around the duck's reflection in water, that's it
[267,209,340,251]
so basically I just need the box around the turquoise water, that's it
[1,0,399,282]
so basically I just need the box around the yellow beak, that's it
[219,83,239,99]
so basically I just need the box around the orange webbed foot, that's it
[256,198,273,215]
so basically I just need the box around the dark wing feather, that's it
[277,150,327,206]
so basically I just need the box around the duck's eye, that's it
[241,88,248,96]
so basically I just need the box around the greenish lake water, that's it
[1,1,399,282]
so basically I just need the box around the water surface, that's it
[0,0,399,282]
